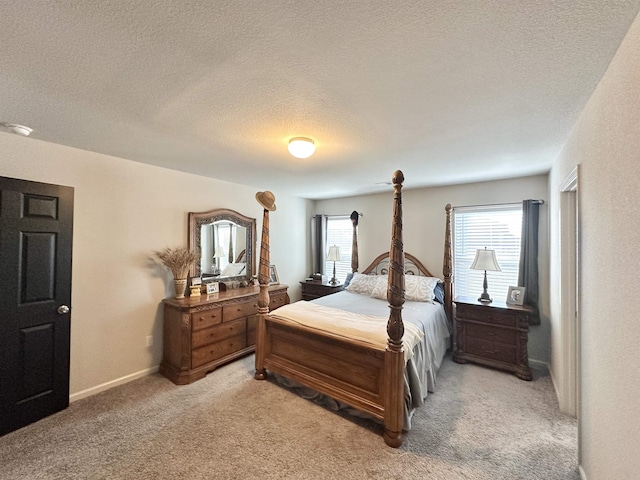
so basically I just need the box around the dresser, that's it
[161,284,289,385]
[453,296,533,380]
[300,280,344,300]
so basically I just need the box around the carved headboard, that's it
[362,252,436,277]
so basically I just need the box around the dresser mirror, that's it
[188,208,256,283]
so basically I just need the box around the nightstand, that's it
[453,296,533,381]
[300,280,344,301]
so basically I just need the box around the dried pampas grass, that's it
[155,247,198,280]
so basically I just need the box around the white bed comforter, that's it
[268,301,423,361]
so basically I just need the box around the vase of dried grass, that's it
[174,278,187,299]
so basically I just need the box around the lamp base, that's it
[329,261,338,285]
[478,292,492,303]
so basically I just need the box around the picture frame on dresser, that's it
[506,286,525,306]
[269,265,279,284]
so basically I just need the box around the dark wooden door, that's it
[0,176,73,436]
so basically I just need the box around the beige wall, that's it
[548,11,640,479]
[315,173,550,363]
[0,132,311,399]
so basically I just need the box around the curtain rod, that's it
[453,199,544,210]
[312,212,364,218]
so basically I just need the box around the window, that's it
[453,204,522,302]
[324,216,353,283]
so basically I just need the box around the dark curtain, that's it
[311,215,328,275]
[518,200,541,325]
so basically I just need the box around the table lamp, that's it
[326,245,342,285]
[470,247,501,303]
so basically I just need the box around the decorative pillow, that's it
[220,262,246,276]
[343,272,354,288]
[370,276,388,300]
[345,273,379,296]
[405,275,441,302]
[433,282,445,304]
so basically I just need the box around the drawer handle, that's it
[482,347,497,354]
[484,332,497,336]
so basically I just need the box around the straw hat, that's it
[255,190,276,211]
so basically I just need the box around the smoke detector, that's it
[1,123,33,136]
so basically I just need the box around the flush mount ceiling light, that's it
[287,137,315,159]
[1,123,33,136]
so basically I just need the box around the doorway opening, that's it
[559,167,579,418]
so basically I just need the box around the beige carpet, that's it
[0,354,578,479]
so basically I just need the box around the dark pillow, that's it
[343,272,354,287]
[433,282,445,304]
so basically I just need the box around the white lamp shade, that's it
[326,245,342,262]
[470,248,501,272]
[288,137,316,158]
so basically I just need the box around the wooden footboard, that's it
[262,316,387,420]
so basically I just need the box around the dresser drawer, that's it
[247,314,257,346]
[191,333,247,368]
[191,307,223,331]
[459,306,515,327]
[223,300,259,322]
[191,318,247,349]
[465,337,516,364]
[270,292,288,310]
[465,322,515,345]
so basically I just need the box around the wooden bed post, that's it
[254,191,276,380]
[350,211,359,273]
[443,204,453,322]
[383,170,405,448]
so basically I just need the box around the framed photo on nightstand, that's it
[506,286,525,306]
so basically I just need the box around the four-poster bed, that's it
[253,171,453,447]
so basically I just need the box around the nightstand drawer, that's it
[460,307,515,327]
[466,337,516,364]
[303,283,331,295]
[300,280,343,300]
[465,323,515,345]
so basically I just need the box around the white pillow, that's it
[405,275,440,302]
[220,262,246,276]
[345,273,379,296]
[370,276,388,300]
[370,275,441,302]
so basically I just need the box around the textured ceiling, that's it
[1,1,639,199]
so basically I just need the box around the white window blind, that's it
[324,216,353,283]
[453,204,522,302]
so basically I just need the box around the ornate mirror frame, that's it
[188,208,257,283]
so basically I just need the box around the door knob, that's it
[57,305,70,315]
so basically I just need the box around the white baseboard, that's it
[579,465,587,480]
[528,358,550,372]
[547,362,561,400]
[69,365,160,402]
